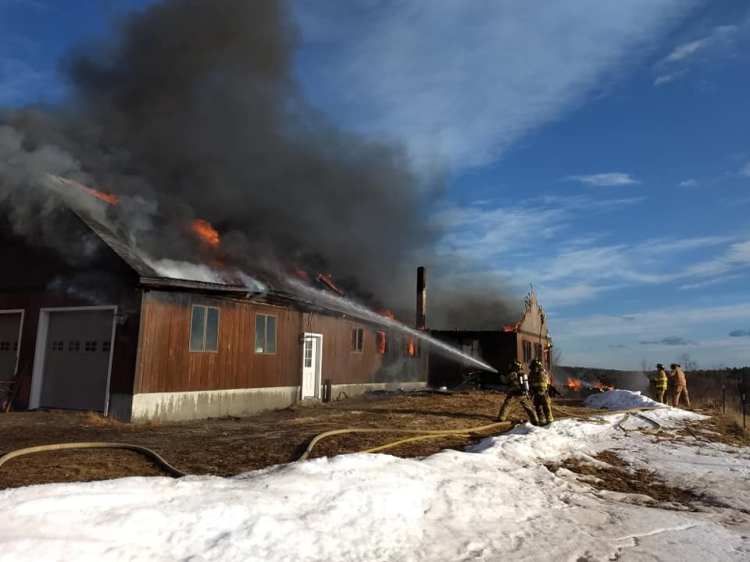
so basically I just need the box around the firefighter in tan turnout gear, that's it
[650,363,669,404]
[670,363,691,408]
[529,359,554,425]
[497,360,539,425]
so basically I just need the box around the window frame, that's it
[522,340,532,363]
[351,327,364,353]
[255,313,278,355]
[189,304,221,353]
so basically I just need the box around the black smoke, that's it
[0,0,515,328]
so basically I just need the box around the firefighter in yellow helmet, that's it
[529,359,554,425]
[497,359,539,425]
[650,363,669,403]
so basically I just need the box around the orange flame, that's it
[56,176,120,205]
[406,337,417,357]
[191,219,220,248]
[566,377,583,392]
[81,185,120,206]
[593,381,614,392]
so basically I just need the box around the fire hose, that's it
[0,421,514,478]
[297,421,513,461]
[0,408,666,478]
[0,442,187,477]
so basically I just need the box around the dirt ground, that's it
[1,391,744,490]
[0,391,598,489]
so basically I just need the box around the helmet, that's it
[510,359,523,369]
[530,359,543,370]
[656,363,664,369]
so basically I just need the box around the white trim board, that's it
[29,305,118,414]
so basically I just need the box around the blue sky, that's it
[2,0,750,369]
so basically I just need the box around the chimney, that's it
[416,266,427,330]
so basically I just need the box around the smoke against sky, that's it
[0,0,514,328]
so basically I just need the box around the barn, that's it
[0,193,427,422]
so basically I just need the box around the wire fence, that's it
[686,370,749,431]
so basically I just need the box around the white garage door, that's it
[38,309,115,412]
[0,311,23,383]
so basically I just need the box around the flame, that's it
[191,219,220,248]
[406,337,417,357]
[81,185,120,206]
[54,176,120,205]
[566,377,583,391]
[593,381,614,392]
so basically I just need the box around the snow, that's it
[1,392,748,562]
[584,388,661,410]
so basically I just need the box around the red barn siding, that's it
[134,291,303,393]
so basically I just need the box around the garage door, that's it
[0,312,22,383]
[39,309,114,411]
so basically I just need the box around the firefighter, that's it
[497,360,539,425]
[670,363,691,408]
[650,363,669,403]
[529,359,554,425]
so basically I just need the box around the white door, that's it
[301,333,322,399]
[38,309,115,411]
[0,311,23,383]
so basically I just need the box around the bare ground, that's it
[0,391,594,489]
[1,392,744,491]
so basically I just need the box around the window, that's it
[534,343,542,360]
[351,328,364,352]
[190,305,219,352]
[304,338,313,367]
[523,340,532,363]
[376,331,387,355]
[255,314,277,354]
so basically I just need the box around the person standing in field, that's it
[650,364,669,403]
[670,363,691,408]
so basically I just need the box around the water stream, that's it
[284,277,498,373]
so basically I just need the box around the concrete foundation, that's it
[129,381,428,423]
[130,386,300,423]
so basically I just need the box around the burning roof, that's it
[43,174,363,302]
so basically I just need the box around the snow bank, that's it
[584,388,661,410]
[0,408,746,562]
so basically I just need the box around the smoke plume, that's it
[0,0,515,328]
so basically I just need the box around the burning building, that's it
[427,287,553,388]
[0,184,428,422]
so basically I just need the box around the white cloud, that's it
[567,172,640,187]
[740,162,750,177]
[653,71,686,86]
[296,1,695,172]
[679,178,698,187]
[662,38,709,63]
[555,302,750,340]
[653,23,742,87]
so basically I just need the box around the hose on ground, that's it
[0,442,187,477]
[298,421,513,461]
